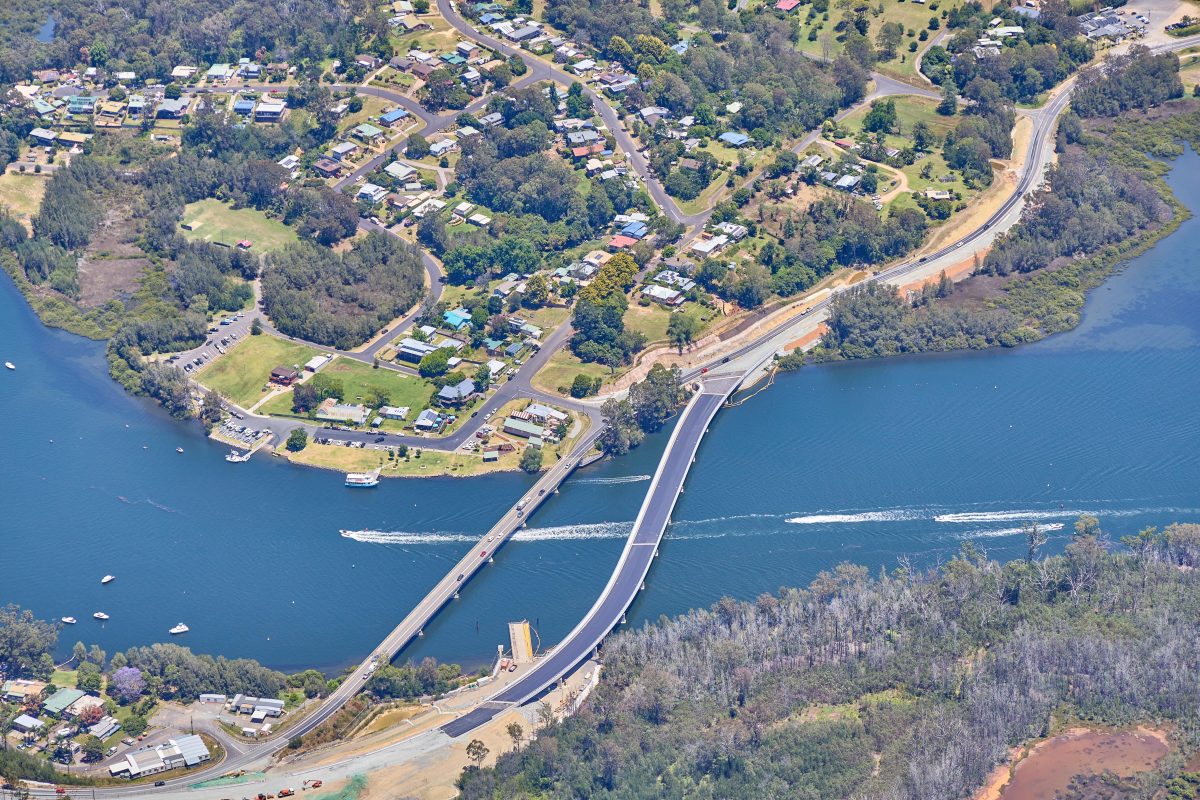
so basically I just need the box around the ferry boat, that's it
[61,617,76,625]
[101,575,115,584]
[345,470,380,488]
[93,612,109,621]
[169,623,189,635]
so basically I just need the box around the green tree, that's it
[938,81,958,116]
[407,133,430,159]
[78,734,104,762]
[523,274,551,308]
[250,318,263,335]
[667,313,701,354]
[286,428,308,452]
[519,445,543,474]
[200,389,223,430]
[418,347,454,377]
[570,373,599,398]
[466,738,489,767]
[473,364,492,393]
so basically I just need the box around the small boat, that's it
[169,623,189,635]
[101,575,115,584]
[176,447,184,454]
[61,617,77,625]
[345,470,380,488]
[93,612,109,621]
[4,361,14,370]
[225,450,249,463]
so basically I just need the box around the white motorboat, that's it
[93,612,110,621]
[4,361,13,370]
[61,616,77,625]
[101,575,115,584]
[176,447,185,454]
[169,623,189,635]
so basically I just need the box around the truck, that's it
[278,790,295,798]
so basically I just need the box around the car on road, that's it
[154,781,166,787]
[480,550,487,558]
[456,573,464,581]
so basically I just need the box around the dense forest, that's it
[261,232,425,349]
[459,519,1200,799]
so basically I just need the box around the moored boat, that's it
[4,361,13,370]
[101,574,115,584]
[169,622,189,635]
[93,612,109,620]
[345,470,380,488]
[61,616,76,625]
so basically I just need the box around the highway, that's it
[443,375,739,736]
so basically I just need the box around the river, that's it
[2,150,1199,675]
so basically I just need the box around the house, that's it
[395,337,439,363]
[42,688,85,717]
[171,65,198,79]
[331,141,359,161]
[924,188,953,201]
[429,138,457,157]
[380,107,410,127]
[689,233,729,257]
[241,63,262,79]
[232,98,255,116]
[718,131,751,147]
[654,270,696,292]
[414,408,444,431]
[608,234,637,250]
[57,131,91,146]
[479,111,504,128]
[642,284,684,306]
[834,174,861,190]
[389,55,413,72]
[397,14,432,31]
[443,308,472,331]
[66,694,105,719]
[524,403,568,425]
[457,41,480,59]
[278,154,300,171]
[357,183,388,204]
[487,358,507,376]
[503,417,544,439]
[468,213,492,227]
[255,101,286,122]
[437,378,478,406]
[67,95,97,114]
[3,679,45,703]
[620,220,649,239]
[571,58,596,75]
[316,399,370,425]
[800,153,824,168]
[313,157,343,178]
[507,25,540,42]
[89,715,121,739]
[205,63,233,81]
[270,366,300,386]
[504,341,524,358]
[461,68,482,85]
[28,127,57,145]
[352,123,385,144]
[156,97,189,118]
[440,52,467,67]
[411,62,437,81]
[380,405,410,420]
[453,201,474,218]
[32,98,55,117]
[714,221,748,241]
[775,0,801,9]
[583,250,612,268]
[385,161,417,181]
[355,54,382,70]
[12,714,44,733]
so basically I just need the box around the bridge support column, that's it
[620,612,626,624]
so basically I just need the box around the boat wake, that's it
[786,509,925,524]
[574,474,652,485]
[340,521,633,546]
[960,522,1066,539]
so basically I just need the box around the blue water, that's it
[3,151,1199,675]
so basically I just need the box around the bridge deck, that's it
[441,377,739,737]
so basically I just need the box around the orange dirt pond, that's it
[999,728,1169,800]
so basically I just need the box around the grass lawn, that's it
[840,95,955,141]
[624,302,716,347]
[678,174,730,216]
[789,0,959,77]
[533,347,610,396]
[390,9,462,55]
[195,334,322,408]
[51,669,78,688]
[0,171,47,230]
[315,357,436,409]
[181,199,298,252]
[339,95,392,135]
[899,152,970,196]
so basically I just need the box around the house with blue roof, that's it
[479,11,504,23]
[443,308,472,331]
[440,53,466,66]
[232,98,255,116]
[718,131,751,147]
[67,96,97,115]
[620,220,649,239]
[380,107,409,127]
[353,123,385,143]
